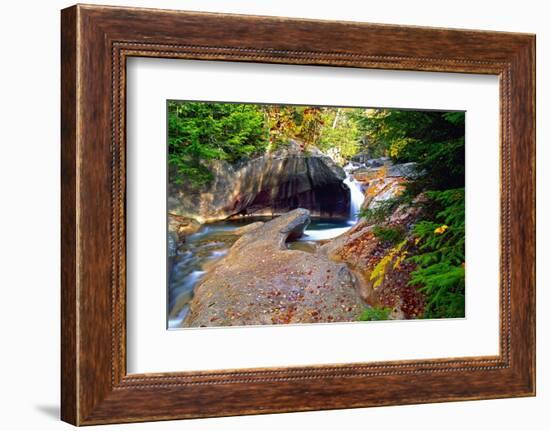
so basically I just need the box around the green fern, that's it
[409,188,465,318]
[372,225,405,245]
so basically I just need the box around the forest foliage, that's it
[168,102,268,185]
[168,101,365,185]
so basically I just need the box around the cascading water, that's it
[343,164,365,222]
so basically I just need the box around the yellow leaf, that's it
[434,224,449,235]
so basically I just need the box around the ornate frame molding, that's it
[61,5,535,425]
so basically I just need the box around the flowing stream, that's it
[168,170,366,329]
[343,164,366,221]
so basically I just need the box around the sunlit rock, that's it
[168,141,351,223]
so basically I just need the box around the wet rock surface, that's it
[362,177,407,211]
[184,209,365,327]
[168,214,201,264]
[352,159,419,181]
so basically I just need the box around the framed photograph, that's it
[61,4,536,425]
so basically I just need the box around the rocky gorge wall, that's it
[168,144,351,223]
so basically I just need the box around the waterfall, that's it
[343,165,365,222]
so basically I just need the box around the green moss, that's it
[358,306,392,321]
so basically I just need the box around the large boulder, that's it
[353,161,419,182]
[184,209,365,327]
[168,213,200,261]
[362,177,407,211]
[168,213,201,239]
[350,160,418,213]
[387,162,419,178]
[168,142,350,223]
